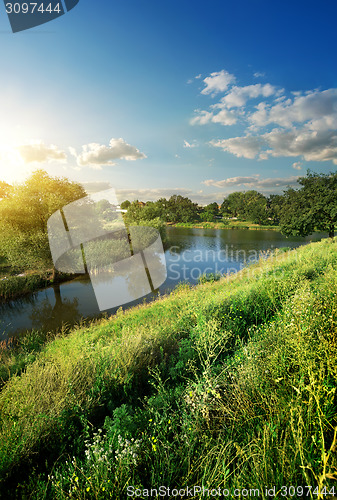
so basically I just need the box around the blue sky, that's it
[0,0,336,204]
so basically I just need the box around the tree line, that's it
[121,170,337,238]
[0,169,336,277]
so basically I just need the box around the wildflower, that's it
[152,444,157,451]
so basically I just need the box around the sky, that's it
[0,0,336,204]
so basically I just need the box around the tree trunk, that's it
[51,265,60,282]
[329,225,335,239]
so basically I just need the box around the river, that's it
[0,227,326,340]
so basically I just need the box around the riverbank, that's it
[0,270,79,302]
[170,221,281,230]
[0,238,336,498]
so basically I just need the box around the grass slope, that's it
[0,239,336,498]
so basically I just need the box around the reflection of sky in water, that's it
[0,228,325,339]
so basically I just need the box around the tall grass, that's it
[0,239,336,498]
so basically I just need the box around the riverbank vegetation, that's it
[0,237,336,498]
[1,170,336,302]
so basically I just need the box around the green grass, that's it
[172,221,280,230]
[0,239,337,498]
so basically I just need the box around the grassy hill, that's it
[0,238,337,498]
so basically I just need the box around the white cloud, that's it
[216,83,278,109]
[203,175,300,191]
[210,128,337,164]
[192,72,337,165]
[17,141,67,164]
[71,138,146,167]
[115,187,193,202]
[292,162,302,170]
[264,128,337,163]
[249,88,337,129]
[211,109,238,126]
[190,110,213,125]
[201,70,236,96]
[211,136,265,159]
[183,140,197,148]
[203,176,259,187]
[254,72,265,78]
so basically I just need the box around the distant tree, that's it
[124,200,143,223]
[221,192,245,218]
[120,200,131,210]
[166,195,199,223]
[0,170,86,273]
[279,170,337,238]
[242,190,268,224]
[267,194,284,225]
[201,202,219,222]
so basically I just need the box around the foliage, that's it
[124,196,199,224]
[200,202,220,222]
[0,238,337,497]
[279,170,337,238]
[120,200,131,210]
[0,170,86,271]
[220,190,268,224]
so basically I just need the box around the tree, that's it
[120,200,131,210]
[267,194,284,225]
[279,170,337,239]
[0,170,87,273]
[221,192,245,218]
[201,202,219,222]
[166,195,199,223]
[242,190,268,224]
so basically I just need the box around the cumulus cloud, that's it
[215,83,278,109]
[115,187,193,202]
[292,162,302,170]
[191,109,237,126]
[203,175,300,191]
[17,141,67,164]
[192,70,337,164]
[71,138,146,167]
[254,72,265,78]
[211,129,337,164]
[203,176,260,187]
[201,70,236,96]
[183,140,197,148]
[249,88,337,129]
[211,136,265,159]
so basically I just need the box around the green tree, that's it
[201,202,219,222]
[166,195,199,223]
[221,192,245,218]
[279,170,337,239]
[0,170,86,273]
[120,200,131,210]
[242,190,268,224]
[267,194,284,225]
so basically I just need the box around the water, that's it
[0,227,326,340]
